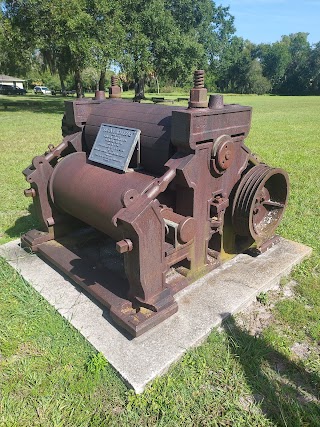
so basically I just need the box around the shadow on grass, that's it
[5,205,41,241]
[223,315,320,426]
[0,95,68,115]
[4,211,135,342]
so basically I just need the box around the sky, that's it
[218,0,320,45]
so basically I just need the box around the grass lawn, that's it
[0,92,319,426]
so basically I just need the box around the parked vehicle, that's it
[34,86,52,95]
[0,84,27,95]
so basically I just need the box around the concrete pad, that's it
[0,238,311,393]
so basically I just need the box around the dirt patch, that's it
[290,342,311,360]
[236,280,298,337]
[236,302,274,337]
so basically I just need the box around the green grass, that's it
[0,92,320,426]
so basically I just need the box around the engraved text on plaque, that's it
[88,124,141,172]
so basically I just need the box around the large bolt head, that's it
[109,86,121,98]
[189,88,208,108]
[116,239,133,254]
[24,188,36,198]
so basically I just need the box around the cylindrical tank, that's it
[49,152,155,240]
[84,100,184,175]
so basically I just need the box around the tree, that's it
[2,0,123,96]
[255,33,312,95]
[145,1,206,85]
[0,9,34,77]
[280,33,312,94]
[256,41,291,91]
[211,37,271,95]
[119,0,235,92]
[86,0,124,90]
[166,0,235,64]
[212,37,250,93]
[247,60,271,95]
[309,42,320,94]
[2,0,235,95]
[3,0,92,96]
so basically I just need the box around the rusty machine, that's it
[21,71,289,337]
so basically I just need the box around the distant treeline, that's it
[0,0,319,96]
[210,32,320,95]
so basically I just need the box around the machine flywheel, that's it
[232,164,289,242]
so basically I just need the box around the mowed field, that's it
[0,93,319,426]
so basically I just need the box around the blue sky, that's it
[218,0,320,45]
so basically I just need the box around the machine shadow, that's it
[17,239,135,341]
[221,315,320,426]
[49,260,134,341]
[5,205,41,240]
[6,213,135,340]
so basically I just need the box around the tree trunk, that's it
[133,76,145,102]
[155,76,160,94]
[99,70,106,91]
[75,69,83,98]
[58,70,66,95]
[139,78,145,98]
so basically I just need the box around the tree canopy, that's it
[1,1,319,96]
[1,0,235,95]
[118,0,234,87]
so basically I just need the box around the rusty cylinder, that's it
[49,152,154,240]
[84,100,185,175]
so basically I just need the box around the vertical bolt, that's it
[24,188,36,198]
[189,70,207,108]
[109,75,121,98]
[111,75,118,87]
[46,217,55,226]
[116,239,133,253]
[194,70,205,89]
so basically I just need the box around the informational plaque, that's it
[88,124,141,172]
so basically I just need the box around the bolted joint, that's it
[189,70,207,108]
[189,88,208,108]
[109,75,121,98]
[194,70,205,88]
[116,239,133,254]
[109,86,121,98]
[24,188,36,198]
[111,75,119,86]
[46,217,55,226]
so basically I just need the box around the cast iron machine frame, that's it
[21,72,289,337]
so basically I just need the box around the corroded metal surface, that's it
[21,71,289,337]
[109,75,121,99]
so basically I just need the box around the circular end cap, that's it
[121,189,139,207]
[178,217,196,244]
[212,135,235,174]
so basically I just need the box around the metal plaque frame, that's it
[88,123,141,172]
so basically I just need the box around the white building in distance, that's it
[0,74,25,89]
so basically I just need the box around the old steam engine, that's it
[22,71,289,337]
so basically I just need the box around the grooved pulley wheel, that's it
[232,165,289,241]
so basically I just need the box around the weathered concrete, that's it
[0,238,311,393]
